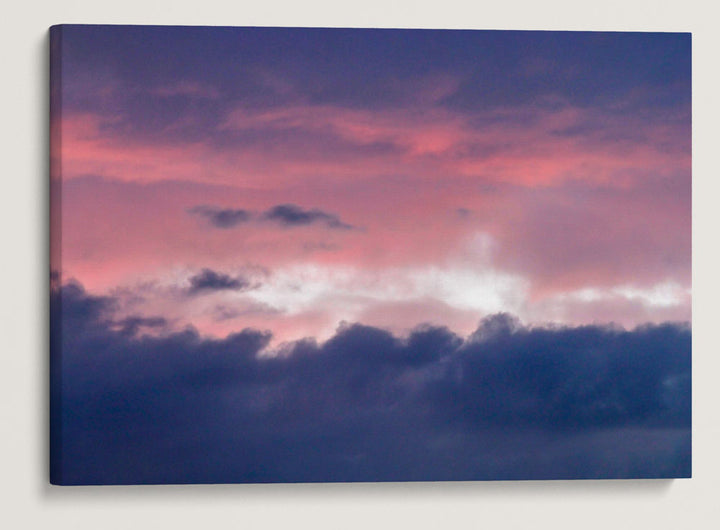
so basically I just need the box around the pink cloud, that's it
[61,99,687,193]
[55,97,690,339]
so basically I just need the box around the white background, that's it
[2,1,718,528]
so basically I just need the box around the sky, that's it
[50,26,691,484]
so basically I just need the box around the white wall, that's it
[2,1,718,528]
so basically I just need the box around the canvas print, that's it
[49,25,691,485]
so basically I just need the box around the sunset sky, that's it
[54,26,690,343]
[51,26,691,484]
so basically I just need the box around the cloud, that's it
[150,81,220,99]
[262,204,354,230]
[189,205,251,228]
[190,203,355,231]
[455,207,472,218]
[114,316,168,336]
[187,268,251,295]
[51,282,690,484]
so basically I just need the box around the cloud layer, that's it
[51,282,691,484]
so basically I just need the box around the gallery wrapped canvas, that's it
[49,25,691,485]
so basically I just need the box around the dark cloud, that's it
[51,283,691,485]
[114,316,167,336]
[187,268,251,295]
[61,27,689,133]
[189,205,251,228]
[189,203,354,231]
[262,204,354,230]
